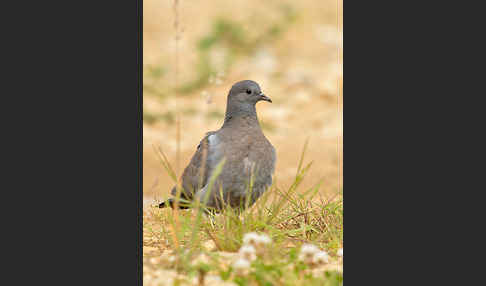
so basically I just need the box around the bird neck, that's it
[223,102,260,128]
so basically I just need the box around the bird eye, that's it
[246,89,252,94]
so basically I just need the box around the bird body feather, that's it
[160,80,276,211]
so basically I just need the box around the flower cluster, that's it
[242,232,271,255]
[231,232,272,276]
[298,243,330,268]
[232,257,251,276]
[238,245,257,262]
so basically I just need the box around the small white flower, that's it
[300,244,320,255]
[239,245,257,261]
[313,251,329,266]
[232,258,250,276]
[243,232,272,255]
[257,234,272,246]
[299,244,320,265]
[243,232,260,247]
[337,248,343,257]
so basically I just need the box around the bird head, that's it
[228,80,272,105]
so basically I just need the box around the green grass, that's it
[143,110,175,125]
[143,64,168,99]
[144,143,343,286]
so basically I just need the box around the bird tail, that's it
[158,198,191,209]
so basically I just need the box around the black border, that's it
[5,0,479,283]
[5,0,144,283]
[137,0,143,284]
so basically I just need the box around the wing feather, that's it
[170,131,217,200]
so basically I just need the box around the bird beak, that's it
[259,93,272,103]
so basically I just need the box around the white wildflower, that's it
[232,258,250,276]
[256,233,272,247]
[239,245,257,262]
[313,251,329,266]
[299,244,320,265]
[242,232,272,256]
[337,248,343,257]
[242,232,260,247]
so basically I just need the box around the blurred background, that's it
[143,0,343,204]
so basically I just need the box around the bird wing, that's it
[170,131,218,201]
[249,139,276,188]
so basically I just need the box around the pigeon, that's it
[159,80,276,211]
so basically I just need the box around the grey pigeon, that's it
[159,80,276,211]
